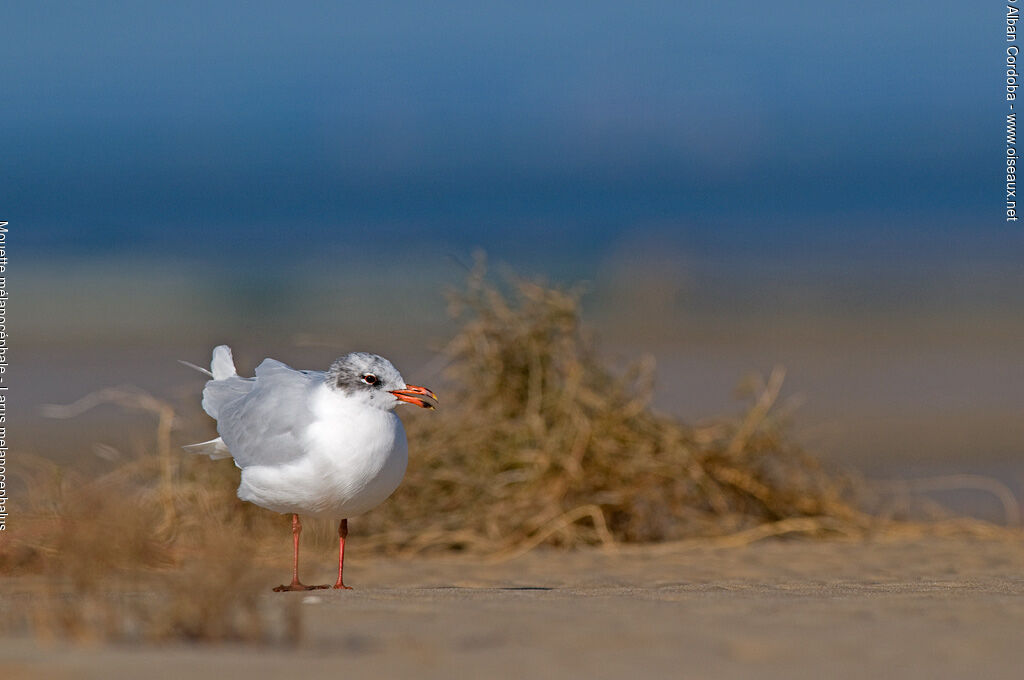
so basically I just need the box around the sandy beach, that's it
[2,536,1022,680]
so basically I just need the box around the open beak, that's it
[390,384,439,410]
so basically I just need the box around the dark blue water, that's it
[1,1,1005,265]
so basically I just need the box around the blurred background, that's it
[5,2,1021,512]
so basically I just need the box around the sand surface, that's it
[2,537,1023,679]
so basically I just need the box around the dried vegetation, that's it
[362,261,869,556]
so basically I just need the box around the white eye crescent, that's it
[362,374,378,385]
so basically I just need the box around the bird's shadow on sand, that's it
[424,586,555,591]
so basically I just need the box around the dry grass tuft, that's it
[359,257,871,555]
[4,405,293,644]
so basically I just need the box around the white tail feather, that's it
[182,437,233,460]
[211,345,237,380]
[181,346,240,461]
[178,359,213,377]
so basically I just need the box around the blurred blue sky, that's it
[2,1,1009,267]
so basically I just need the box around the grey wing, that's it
[215,360,322,468]
[201,375,255,419]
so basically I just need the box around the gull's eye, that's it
[362,374,378,385]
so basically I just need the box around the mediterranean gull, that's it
[182,345,438,591]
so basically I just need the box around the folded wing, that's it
[214,359,323,468]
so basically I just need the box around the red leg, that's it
[273,514,329,592]
[333,518,353,589]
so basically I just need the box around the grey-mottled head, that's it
[325,352,439,411]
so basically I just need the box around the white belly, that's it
[236,390,409,519]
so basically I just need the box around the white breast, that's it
[236,384,409,518]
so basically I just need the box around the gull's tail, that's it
[178,344,236,379]
[209,345,237,380]
[182,437,233,460]
[182,345,247,460]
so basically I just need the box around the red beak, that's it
[390,384,439,409]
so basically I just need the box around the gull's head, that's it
[325,352,439,411]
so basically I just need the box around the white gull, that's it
[183,345,438,590]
